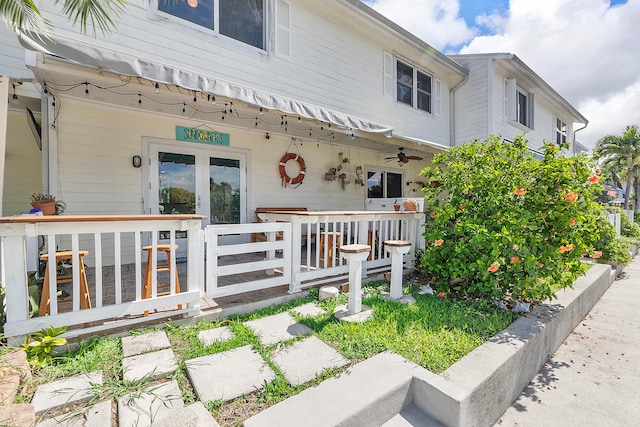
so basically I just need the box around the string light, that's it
[41,78,347,145]
[265,132,270,140]
[11,84,18,104]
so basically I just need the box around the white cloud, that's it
[366,0,640,149]
[365,0,476,50]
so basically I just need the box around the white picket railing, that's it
[0,215,204,343]
[257,211,425,293]
[1,212,426,342]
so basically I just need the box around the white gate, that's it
[205,222,292,298]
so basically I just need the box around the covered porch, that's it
[1,210,425,342]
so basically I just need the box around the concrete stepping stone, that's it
[271,336,349,386]
[243,312,313,345]
[122,348,178,382]
[198,326,234,347]
[291,303,326,317]
[186,345,275,403]
[122,331,171,357]
[118,380,183,427]
[31,372,102,416]
[154,402,220,427]
[36,400,111,427]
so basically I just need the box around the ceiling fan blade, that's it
[384,156,397,160]
[406,155,424,160]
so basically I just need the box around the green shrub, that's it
[621,211,640,239]
[420,135,613,302]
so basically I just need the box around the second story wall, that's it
[30,0,465,146]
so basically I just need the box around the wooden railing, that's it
[0,215,204,343]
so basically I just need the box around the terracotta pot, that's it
[402,199,418,212]
[31,200,56,215]
[393,204,401,211]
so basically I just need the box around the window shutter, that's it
[505,78,516,121]
[276,0,291,57]
[528,93,535,129]
[434,78,443,116]
[383,51,394,98]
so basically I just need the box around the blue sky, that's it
[364,0,639,148]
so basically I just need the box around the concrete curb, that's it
[423,263,615,427]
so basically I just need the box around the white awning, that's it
[19,32,394,137]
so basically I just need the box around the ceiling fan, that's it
[384,147,424,164]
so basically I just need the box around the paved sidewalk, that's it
[496,257,640,426]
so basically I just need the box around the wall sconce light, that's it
[132,155,142,168]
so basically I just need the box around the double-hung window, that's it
[367,170,403,199]
[158,0,265,50]
[555,118,567,144]
[396,60,432,113]
[505,78,534,129]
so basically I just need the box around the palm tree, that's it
[593,125,640,210]
[0,0,125,36]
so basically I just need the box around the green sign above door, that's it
[176,126,230,146]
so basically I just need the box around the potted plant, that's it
[30,193,65,215]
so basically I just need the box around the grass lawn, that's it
[13,279,520,426]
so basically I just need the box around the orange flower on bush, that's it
[559,244,575,253]
[437,291,446,298]
[593,251,603,259]
[569,218,576,226]
[564,192,578,202]
[512,244,519,250]
[430,211,436,218]
[487,262,500,272]
[510,256,520,264]
[434,239,444,247]
[514,188,526,196]
[588,175,599,183]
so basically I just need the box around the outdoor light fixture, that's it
[132,155,142,168]
[265,132,270,140]
[187,0,198,7]
[12,84,18,104]
[155,82,160,94]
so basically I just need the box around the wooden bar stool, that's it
[39,250,91,316]
[319,232,342,267]
[142,244,181,316]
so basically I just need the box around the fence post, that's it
[2,234,30,345]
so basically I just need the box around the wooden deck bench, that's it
[252,207,310,242]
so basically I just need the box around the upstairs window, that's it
[555,118,568,144]
[158,0,265,49]
[396,60,432,113]
[505,78,534,129]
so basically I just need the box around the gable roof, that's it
[450,53,587,125]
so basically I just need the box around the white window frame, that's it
[366,167,405,199]
[394,58,434,114]
[505,78,534,129]
[152,0,268,53]
[555,117,568,144]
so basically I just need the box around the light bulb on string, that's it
[84,82,89,95]
[259,107,264,115]
[155,82,160,94]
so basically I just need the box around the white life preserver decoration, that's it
[279,153,306,185]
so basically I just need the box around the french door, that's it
[145,140,248,256]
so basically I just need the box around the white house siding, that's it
[33,0,461,147]
[452,58,489,146]
[0,26,32,79]
[3,109,42,215]
[53,97,427,216]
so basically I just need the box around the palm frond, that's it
[56,0,125,35]
[0,0,51,35]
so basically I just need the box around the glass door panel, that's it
[209,157,241,224]
[158,152,197,216]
